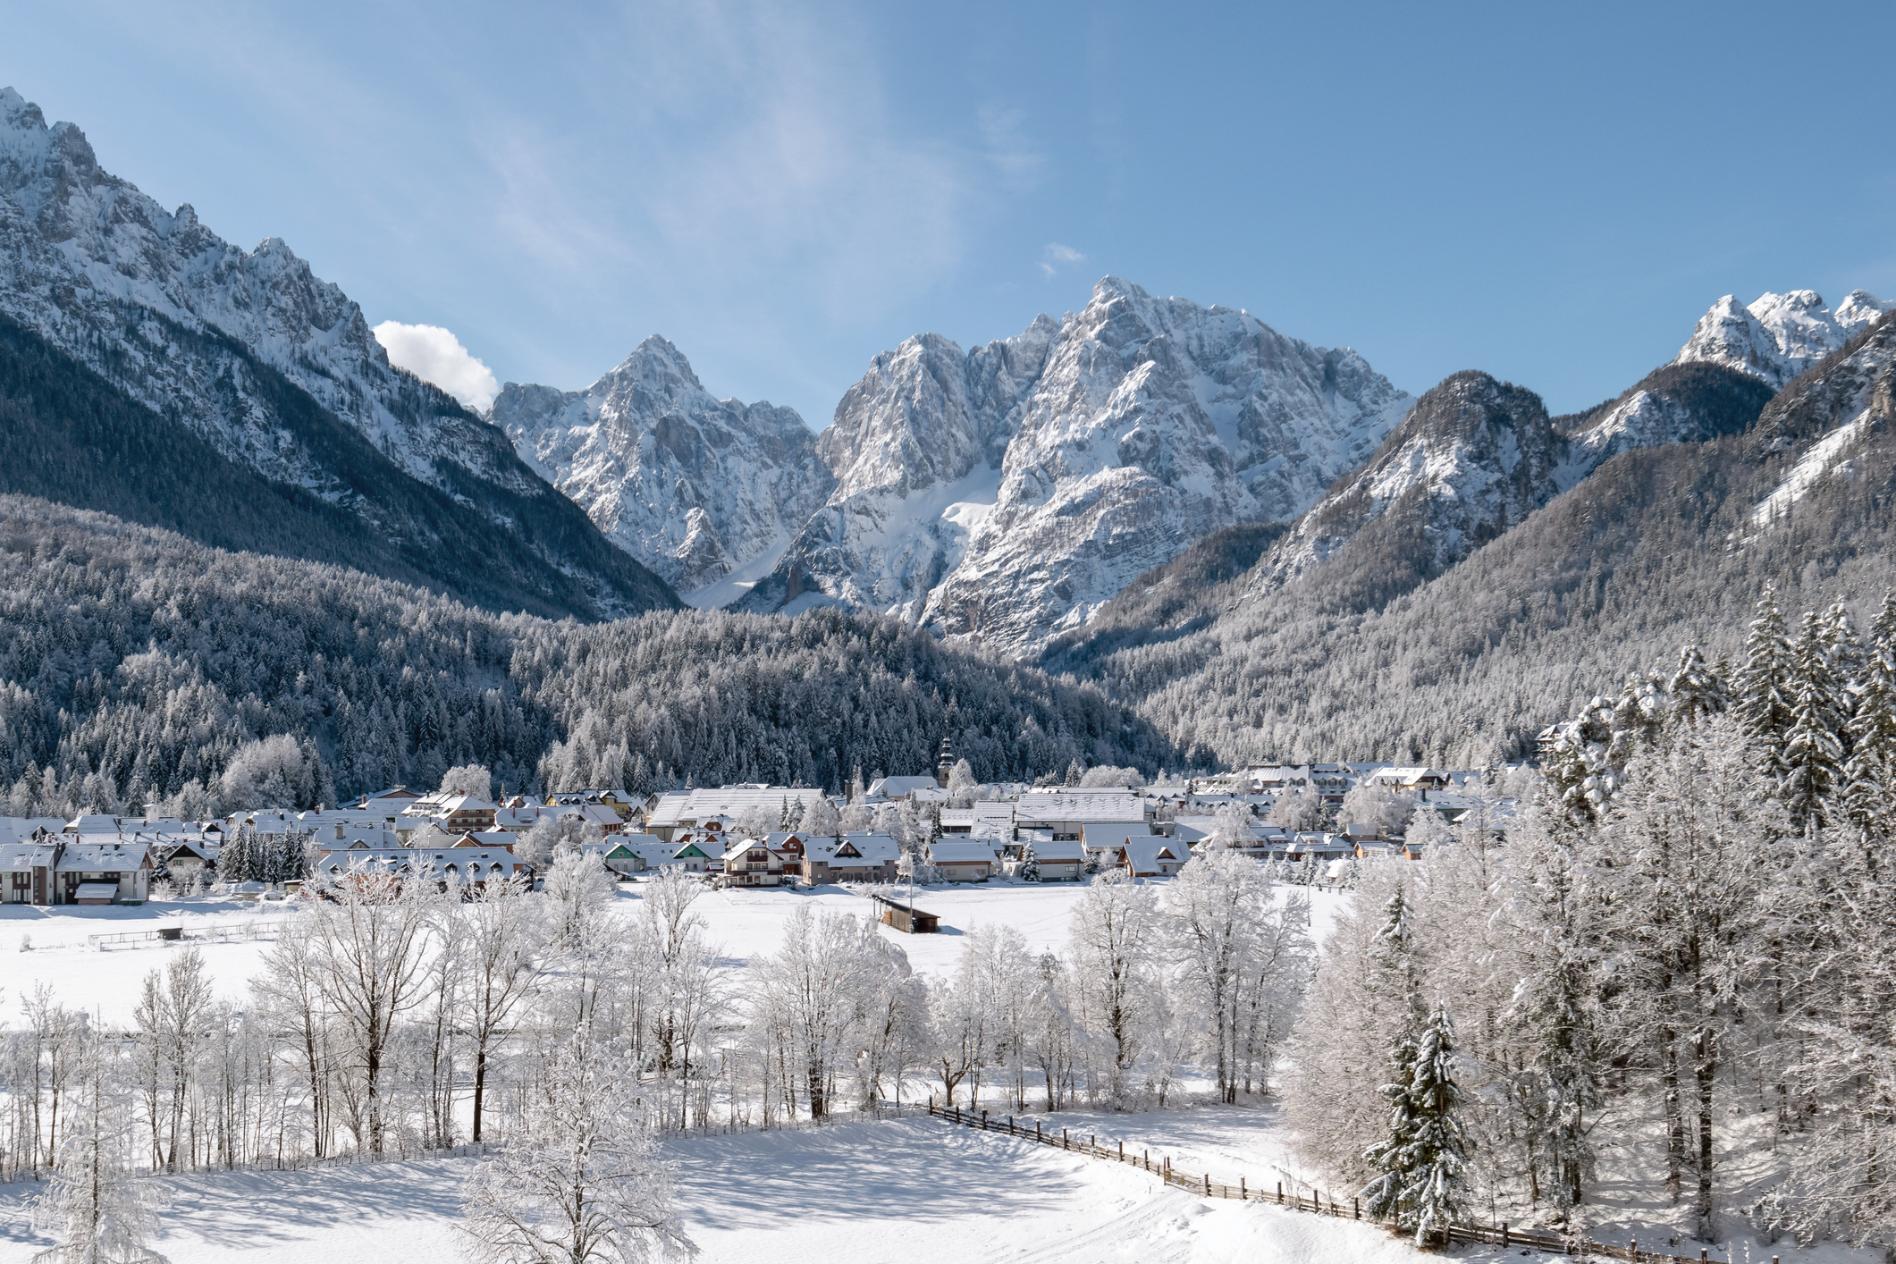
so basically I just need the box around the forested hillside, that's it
[0,497,1173,815]
[1053,321,1896,766]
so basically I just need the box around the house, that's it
[721,839,788,888]
[619,835,715,874]
[1369,767,1451,793]
[1021,839,1085,881]
[155,838,219,884]
[1014,791,1148,841]
[801,833,900,885]
[1119,837,1188,878]
[313,847,521,885]
[578,839,639,877]
[25,840,155,905]
[545,789,642,821]
[356,786,422,814]
[929,838,997,883]
[0,842,52,904]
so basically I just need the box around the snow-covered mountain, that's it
[0,87,674,619]
[492,338,832,596]
[743,277,1409,656]
[1251,372,1563,602]
[1242,358,1775,612]
[1746,310,1895,530]
[1675,288,1888,388]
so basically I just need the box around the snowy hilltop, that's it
[492,337,833,597]
[1675,288,1888,388]
[740,276,1410,656]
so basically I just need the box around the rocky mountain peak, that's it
[1677,287,1890,388]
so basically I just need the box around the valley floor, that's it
[0,880,1343,1025]
[0,1115,1529,1264]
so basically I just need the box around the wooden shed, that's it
[874,894,940,934]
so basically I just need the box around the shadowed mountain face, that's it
[0,87,676,619]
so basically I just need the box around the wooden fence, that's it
[925,1103,1788,1264]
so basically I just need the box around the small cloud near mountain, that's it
[373,321,501,412]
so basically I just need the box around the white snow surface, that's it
[0,883,1344,1026]
[0,1117,1538,1264]
[1752,406,1874,526]
[1675,288,1888,388]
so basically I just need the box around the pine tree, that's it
[1782,610,1845,831]
[1667,645,1728,728]
[1840,593,1896,847]
[1362,1004,1471,1246]
[1738,587,1795,778]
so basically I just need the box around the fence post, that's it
[1203,1174,1210,1196]
[1629,1240,1638,1262]
[1353,1196,1359,1220]
[1116,1139,1122,1161]
[1035,1120,1041,1143]
[1143,1148,1149,1171]
[981,1109,988,1131]
[1700,1252,1708,1264]
[1276,1181,1283,1205]
[1500,1223,1508,1247]
[1240,1176,1246,1200]
[1007,1114,1014,1135]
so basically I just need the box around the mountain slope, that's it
[0,87,675,619]
[493,337,833,597]
[1051,341,1852,765]
[744,277,1408,656]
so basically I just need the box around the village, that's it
[0,746,1512,910]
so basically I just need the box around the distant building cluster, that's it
[0,757,1512,907]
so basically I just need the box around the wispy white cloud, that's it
[1039,241,1087,278]
[373,321,500,411]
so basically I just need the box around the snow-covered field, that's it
[0,881,1346,1024]
[0,1115,1540,1264]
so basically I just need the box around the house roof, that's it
[55,842,150,871]
[807,833,900,865]
[646,785,827,829]
[1120,837,1184,872]
[930,839,997,864]
[1025,839,1085,863]
[1015,792,1146,823]
[865,775,941,800]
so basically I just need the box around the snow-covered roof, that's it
[55,842,150,871]
[1120,836,1185,873]
[0,842,53,871]
[1015,792,1146,823]
[807,833,900,865]
[930,839,999,865]
[0,817,64,845]
[646,785,826,829]
[1025,839,1085,863]
[865,775,940,800]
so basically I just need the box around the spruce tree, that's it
[1667,645,1728,728]
[1738,587,1795,778]
[1782,610,1845,831]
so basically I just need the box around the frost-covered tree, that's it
[459,1026,689,1264]
[1163,845,1310,1102]
[1738,587,1795,777]
[1068,871,1160,1107]
[437,764,493,800]
[31,1040,168,1264]
[1266,786,1322,830]
[1781,609,1846,830]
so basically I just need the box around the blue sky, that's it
[13,1,1896,423]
